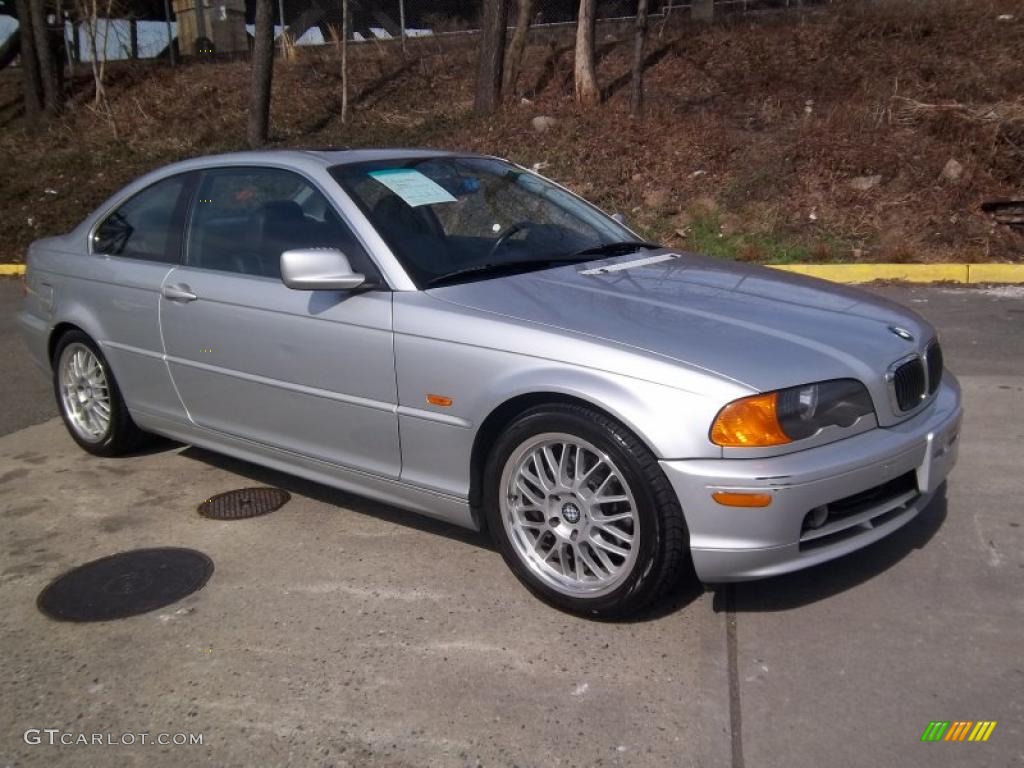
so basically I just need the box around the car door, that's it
[84,172,196,425]
[158,165,401,478]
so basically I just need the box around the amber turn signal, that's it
[710,392,792,447]
[712,491,773,508]
[425,394,453,407]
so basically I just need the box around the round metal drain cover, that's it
[37,547,214,622]
[198,487,290,520]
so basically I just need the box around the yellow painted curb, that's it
[769,263,1024,283]
[0,264,26,276]
[768,264,970,283]
[966,264,1024,284]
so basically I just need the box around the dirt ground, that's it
[1,0,1022,264]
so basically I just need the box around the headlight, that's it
[710,379,874,447]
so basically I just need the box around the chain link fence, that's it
[302,0,835,44]
[0,0,835,65]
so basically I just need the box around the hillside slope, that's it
[1,0,1022,263]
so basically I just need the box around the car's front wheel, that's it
[483,403,689,618]
[52,330,148,456]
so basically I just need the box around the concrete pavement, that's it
[729,285,1024,768]
[0,421,731,767]
[0,284,1021,767]
[0,279,54,436]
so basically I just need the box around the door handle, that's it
[162,283,197,302]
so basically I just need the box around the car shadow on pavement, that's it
[711,485,949,613]
[178,445,708,621]
[628,566,707,623]
[125,435,183,457]
[179,446,495,551]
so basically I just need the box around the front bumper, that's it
[662,374,962,582]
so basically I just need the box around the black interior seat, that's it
[245,200,306,277]
[193,218,249,273]
[371,195,448,275]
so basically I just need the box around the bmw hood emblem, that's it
[888,325,914,341]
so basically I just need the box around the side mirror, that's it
[611,212,627,225]
[280,248,366,291]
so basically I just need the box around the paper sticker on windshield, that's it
[368,169,457,207]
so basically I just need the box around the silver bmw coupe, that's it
[19,149,961,616]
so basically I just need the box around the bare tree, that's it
[340,0,348,123]
[473,0,508,115]
[629,0,649,117]
[59,0,78,78]
[13,0,44,122]
[29,0,62,114]
[73,0,116,106]
[247,0,275,148]
[574,0,599,107]
[502,0,535,99]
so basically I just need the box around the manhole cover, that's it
[37,547,214,622]
[197,487,290,520]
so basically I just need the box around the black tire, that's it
[52,330,149,456]
[483,403,690,619]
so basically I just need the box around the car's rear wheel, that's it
[483,403,689,618]
[53,331,148,456]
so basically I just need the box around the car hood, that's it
[427,250,936,426]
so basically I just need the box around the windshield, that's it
[329,157,640,287]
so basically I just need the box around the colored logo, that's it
[920,721,997,742]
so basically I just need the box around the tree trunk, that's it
[129,18,138,59]
[398,0,405,54]
[14,0,44,121]
[629,0,649,118]
[574,0,598,107]
[30,0,61,114]
[340,0,348,123]
[247,0,275,148]
[502,0,534,98]
[473,0,508,115]
[71,13,82,67]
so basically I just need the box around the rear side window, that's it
[93,175,187,262]
[186,167,375,280]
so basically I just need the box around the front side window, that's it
[186,167,374,279]
[93,175,187,262]
[330,157,637,287]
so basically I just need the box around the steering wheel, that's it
[487,221,535,260]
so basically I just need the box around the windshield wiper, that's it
[425,242,662,288]
[567,240,662,258]
[426,257,593,288]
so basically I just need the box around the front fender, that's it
[393,322,737,501]
[474,363,727,461]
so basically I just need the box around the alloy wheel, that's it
[58,343,111,443]
[499,432,640,598]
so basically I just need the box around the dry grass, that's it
[1,0,1022,263]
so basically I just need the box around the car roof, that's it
[135,148,476,189]
[168,147,466,171]
[298,147,466,165]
